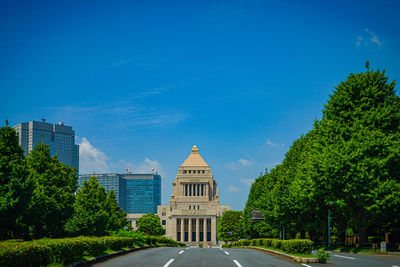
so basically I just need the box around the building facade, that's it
[13,120,79,171]
[157,145,230,246]
[79,173,161,215]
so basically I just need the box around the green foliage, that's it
[217,210,243,242]
[109,229,185,247]
[241,66,400,243]
[24,143,78,239]
[231,238,313,255]
[65,176,128,236]
[0,126,32,240]
[137,214,165,236]
[0,236,133,267]
[317,249,331,263]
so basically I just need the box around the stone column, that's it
[180,218,184,242]
[173,217,177,240]
[211,217,216,244]
[189,218,192,242]
[196,218,199,245]
[203,218,207,242]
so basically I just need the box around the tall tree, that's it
[0,126,32,240]
[65,176,109,236]
[24,143,78,238]
[104,190,129,230]
[217,210,243,242]
[316,67,400,243]
[137,213,164,236]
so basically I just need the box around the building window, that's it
[198,205,200,210]
[189,205,191,210]
[184,170,187,174]
[162,212,166,216]
[162,220,166,225]
[188,170,191,174]
[202,170,205,174]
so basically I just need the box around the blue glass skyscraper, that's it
[78,173,161,214]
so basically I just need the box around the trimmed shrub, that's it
[230,238,313,255]
[0,242,52,267]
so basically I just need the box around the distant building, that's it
[79,173,161,220]
[157,145,230,246]
[13,120,79,171]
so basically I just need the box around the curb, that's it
[70,246,154,266]
[237,246,319,264]
[329,249,400,256]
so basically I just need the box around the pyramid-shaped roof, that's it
[180,145,209,167]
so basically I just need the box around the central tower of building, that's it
[158,145,230,246]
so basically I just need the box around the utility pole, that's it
[328,209,331,248]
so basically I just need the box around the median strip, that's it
[163,258,175,267]
[333,254,356,260]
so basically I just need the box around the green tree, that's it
[316,67,400,243]
[66,176,127,236]
[0,126,32,240]
[137,213,164,236]
[104,190,129,230]
[65,176,108,236]
[24,143,78,238]
[217,210,243,242]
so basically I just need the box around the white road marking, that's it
[163,258,174,267]
[392,265,400,267]
[179,250,184,254]
[224,251,230,255]
[233,260,243,267]
[301,264,312,267]
[333,254,356,260]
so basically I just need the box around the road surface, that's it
[92,247,400,267]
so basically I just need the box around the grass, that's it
[240,245,318,258]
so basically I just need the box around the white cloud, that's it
[228,185,240,192]
[240,178,255,187]
[356,28,383,48]
[264,139,284,148]
[79,137,109,174]
[225,158,254,170]
[127,158,164,177]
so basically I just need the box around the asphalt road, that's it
[92,247,400,267]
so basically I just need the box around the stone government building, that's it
[158,145,230,246]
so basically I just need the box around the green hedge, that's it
[230,238,313,255]
[109,229,185,247]
[0,236,133,267]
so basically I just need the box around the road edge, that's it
[236,246,319,263]
[70,245,155,266]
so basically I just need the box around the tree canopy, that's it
[137,213,164,236]
[217,210,243,242]
[242,66,400,243]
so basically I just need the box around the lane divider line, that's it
[224,251,230,255]
[233,259,243,267]
[301,264,312,267]
[179,250,184,254]
[333,254,356,260]
[163,258,175,267]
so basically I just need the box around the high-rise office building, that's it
[13,120,79,172]
[78,173,161,214]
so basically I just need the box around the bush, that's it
[0,242,51,267]
[281,239,313,254]
[230,238,313,255]
[317,249,330,263]
[0,236,135,266]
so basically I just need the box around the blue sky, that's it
[1,0,400,210]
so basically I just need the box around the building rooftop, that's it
[180,145,209,167]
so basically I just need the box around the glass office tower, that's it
[78,173,161,214]
[13,120,79,172]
